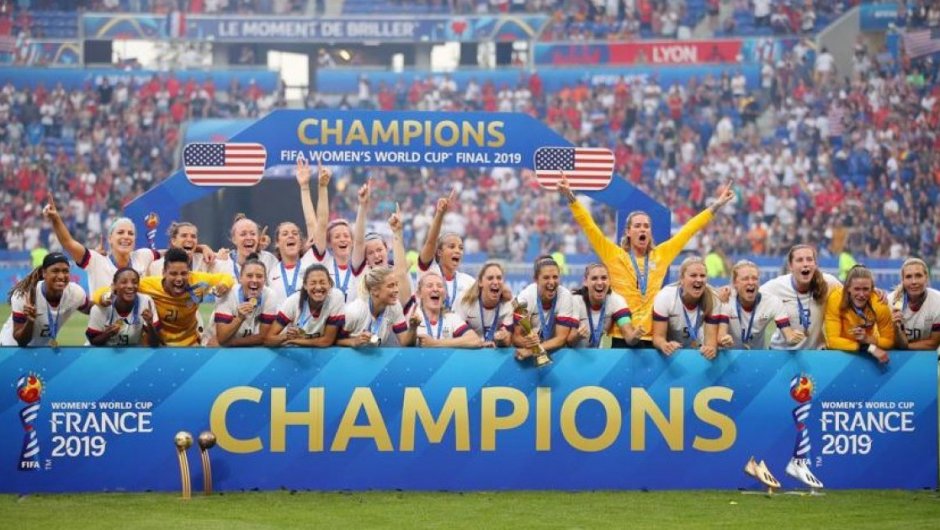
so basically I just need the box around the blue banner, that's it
[0,67,278,93]
[125,109,671,250]
[0,348,935,492]
[860,3,903,31]
[82,13,548,43]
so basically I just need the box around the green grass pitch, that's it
[2,490,940,529]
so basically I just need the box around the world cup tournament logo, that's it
[16,373,43,471]
[786,373,824,489]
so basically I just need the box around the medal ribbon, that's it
[629,250,649,296]
[586,298,607,348]
[478,299,500,342]
[736,294,759,346]
[536,294,558,342]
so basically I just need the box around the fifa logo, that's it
[16,373,43,471]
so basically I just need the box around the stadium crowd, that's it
[0,73,286,252]
[319,42,940,266]
[3,39,940,268]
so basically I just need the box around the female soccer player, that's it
[147,222,218,275]
[216,214,279,281]
[824,265,894,363]
[887,258,940,350]
[44,196,159,293]
[567,263,638,348]
[417,189,476,310]
[1,252,91,347]
[558,173,734,347]
[651,256,726,359]
[512,256,578,361]
[760,244,841,350]
[338,267,414,347]
[265,157,326,306]
[350,182,412,304]
[86,268,160,346]
[91,248,234,346]
[409,271,480,348]
[717,260,800,349]
[214,255,278,347]
[264,264,346,347]
[309,159,368,302]
[454,262,514,348]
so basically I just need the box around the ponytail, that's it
[8,266,43,305]
[809,269,829,303]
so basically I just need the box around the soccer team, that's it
[3,161,939,361]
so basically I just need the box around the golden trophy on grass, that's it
[198,431,217,495]
[512,300,551,368]
[174,431,193,500]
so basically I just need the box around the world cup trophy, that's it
[174,431,194,500]
[512,299,551,367]
[785,374,824,491]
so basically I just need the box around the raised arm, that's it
[388,203,412,303]
[296,157,318,238]
[313,159,331,254]
[42,196,88,264]
[558,173,623,262]
[418,189,455,268]
[350,178,371,269]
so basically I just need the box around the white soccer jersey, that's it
[1,281,90,346]
[312,248,366,303]
[148,252,215,276]
[570,292,632,349]
[79,247,159,293]
[413,310,471,341]
[267,250,317,306]
[341,297,408,346]
[215,250,279,284]
[86,293,160,346]
[417,258,476,310]
[761,272,841,350]
[213,286,278,340]
[453,298,515,342]
[652,284,728,348]
[512,283,579,340]
[274,288,346,338]
[887,288,940,345]
[720,292,791,349]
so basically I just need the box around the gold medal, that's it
[743,344,751,350]
[690,340,699,348]
[248,297,258,308]
[49,338,59,348]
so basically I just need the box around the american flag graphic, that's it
[903,29,940,58]
[533,147,614,191]
[183,143,267,186]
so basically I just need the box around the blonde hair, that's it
[731,260,760,282]
[363,267,395,294]
[417,270,444,293]
[678,256,715,316]
[892,257,930,302]
[460,262,504,306]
